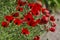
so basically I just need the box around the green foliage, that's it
[57,0,60,4]
[28,0,36,3]
[0,0,16,15]
[42,0,60,13]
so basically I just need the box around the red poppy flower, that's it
[1,21,9,27]
[31,3,42,16]
[28,3,35,8]
[12,12,19,17]
[31,10,39,16]
[45,13,50,17]
[36,19,41,24]
[16,6,23,11]
[27,20,37,27]
[35,3,42,10]
[42,8,47,14]
[42,8,50,17]
[14,18,22,25]
[40,16,48,24]
[24,12,34,22]
[17,0,26,6]
[19,7,23,12]
[52,23,56,27]
[50,16,55,22]
[5,15,14,22]
[22,28,30,35]
[16,5,20,10]
[49,27,55,32]
[29,3,42,10]
[33,36,40,40]
[17,0,21,5]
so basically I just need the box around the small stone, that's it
[57,18,59,21]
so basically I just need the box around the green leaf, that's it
[57,0,60,4]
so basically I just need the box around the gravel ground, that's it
[41,14,60,40]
